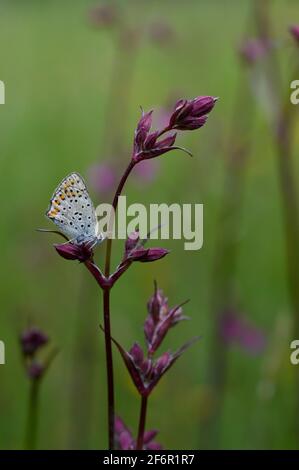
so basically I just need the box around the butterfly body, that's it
[46,172,103,247]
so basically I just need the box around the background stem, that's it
[136,395,148,450]
[102,160,136,449]
[200,5,257,448]
[25,379,39,450]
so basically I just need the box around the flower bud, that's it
[138,247,169,262]
[129,342,144,366]
[54,242,93,262]
[145,284,187,354]
[111,333,198,397]
[27,361,44,380]
[20,327,48,356]
[114,416,162,450]
[124,245,169,263]
[155,352,171,375]
[124,231,140,256]
[169,96,217,130]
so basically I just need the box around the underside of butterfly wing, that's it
[46,173,98,243]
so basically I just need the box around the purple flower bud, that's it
[27,361,44,380]
[111,334,198,397]
[169,96,217,130]
[147,283,168,320]
[174,115,208,131]
[134,111,153,153]
[151,132,177,150]
[89,5,118,28]
[144,317,154,344]
[129,342,144,366]
[147,441,163,450]
[137,110,153,134]
[145,284,187,354]
[114,417,135,450]
[114,416,127,435]
[155,352,171,375]
[125,245,169,263]
[115,416,162,450]
[143,130,159,149]
[138,248,169,263]
[119,432,134,450]
[290,25,299,44]
[54,242,93,262]
[20,327,49,356]
[125,231,140,256]
[143,430,158,444]
[140,357,153,377]
[133,110,181,162]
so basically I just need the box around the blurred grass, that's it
[0,0,298,449]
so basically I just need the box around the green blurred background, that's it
[0,0,299,450]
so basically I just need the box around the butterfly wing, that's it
[46,172,98,243]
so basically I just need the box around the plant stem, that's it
[200,10,257,448]
[25,379,39,450]
[103,287,115,450]
[275,102,299,440]
[136,395,148,450]
[105,160,135,276]
[102,160,136,449]
[253,0,299,440]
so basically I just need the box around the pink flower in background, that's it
[89,4,118,28]
[133,160,160,183]
[220,309,266,355]
[290,25,299,44]
[153,107,172,130]
[88,162,116,195]
[239,38,270,64]
[148,21,175,46]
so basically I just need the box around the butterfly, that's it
[46,172,103,247]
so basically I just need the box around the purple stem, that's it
[105,160,136,277]
[136,395,148,450]
[25,379,39,450]
[103,287,115,449]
